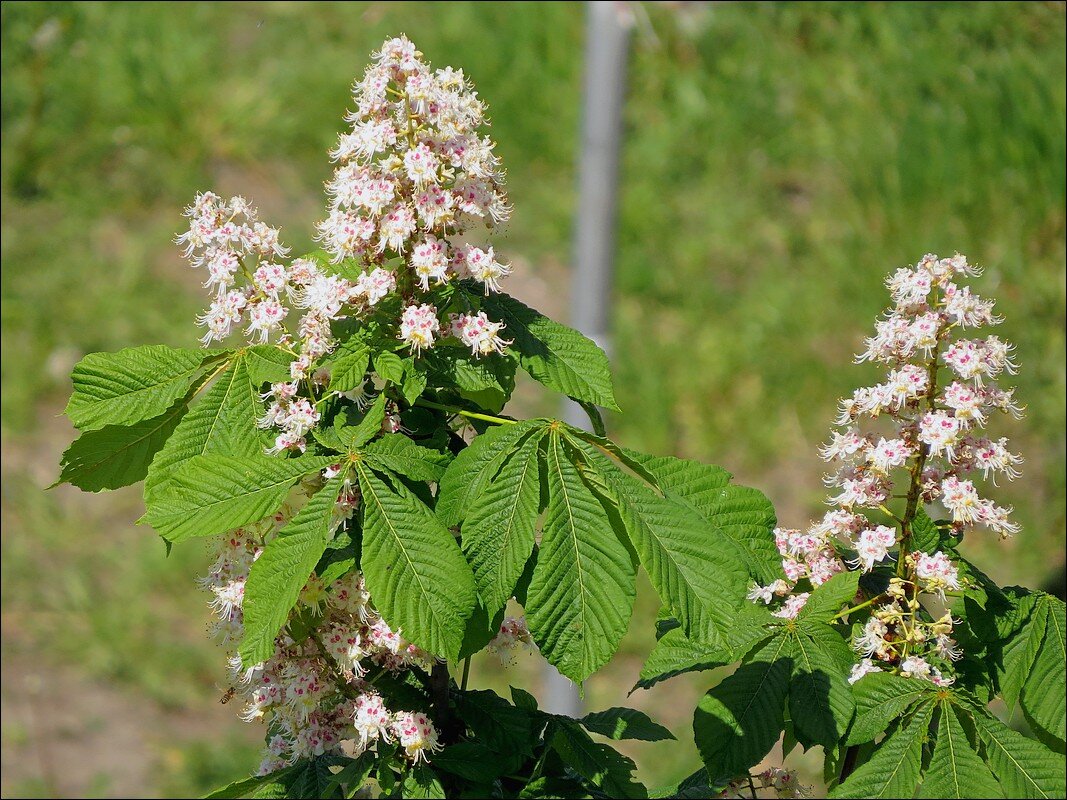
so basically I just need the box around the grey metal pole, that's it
[542,0,631,718]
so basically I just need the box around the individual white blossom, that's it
[486,616,536,665]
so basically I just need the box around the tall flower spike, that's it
[179,35,517,453]
[750,253,1023,688]
[317,34,510,297]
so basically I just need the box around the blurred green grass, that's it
[1,2,1063,796]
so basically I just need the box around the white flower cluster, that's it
[177,37,519,454]
[318,34,513,355]
[198,481,443,775]
[750,254,1022,688]
[835,252,1023,538]
[177,192,290,345]
[177,192,398,356]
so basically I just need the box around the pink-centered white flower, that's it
[867,437,911,474]
[391,711,442,763]
[450,311,511,356]
[399,304,441,354]
[411,236,450,290]
[914,551,961,596]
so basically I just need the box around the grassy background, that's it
[1,2,1064,796]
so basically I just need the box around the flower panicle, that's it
[749,252,1023,687]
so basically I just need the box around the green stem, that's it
[415,398,516,426]
[832,594,885,621]
[461,657,471,691]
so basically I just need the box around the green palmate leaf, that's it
[454,689,536,757]
[449,350,517,409]
[143,455,334,542]
[650,767,717,800]
[286,756,347,799]
[622,450,781,584]
[400,765,445,799]
[551,719,648,799]
[244,345,295,386]
[240,474,347,667]
[997,590,1044,708]
[636,626,736,691]
[145,356,266,496]
[335,393,387,451]
[479,290,619,410]
[432,741,523,783]
[570,437,748,643]
[526,432,635,682]
[847,672,931,746]
[636,603,773,691]
[910,508,958,554]
[510,686,539,712]
[435,420,542,527]
[373,351,406,384]
[457,600,506,660]
[972,709,1066,798]
[400,367,427,406]
[693,635,792,785]
[362,434,451,483]
[56,399,186,491]
[918,704,1004,799]
[830,701,934,798]
[323,754,375,796]
[315,524,359,589]
[326,338,370,393]
[66,344,214,430]
[580,708,675,742]
[1021,595,1066,743]
[619,450,731,502]
[461,431,544,615]
[953,554,1007,611]
[356,464,475,660]
[788,623,856,749]
[798,571,861,624]
[203,767,298,799]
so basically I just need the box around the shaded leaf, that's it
[551,719,647,799]
[789,623,856,749]
[847,671,931,746]
[580,708,675,741]
[56,400,186,491]
[830,701,934,798]
[693,636,792,785]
